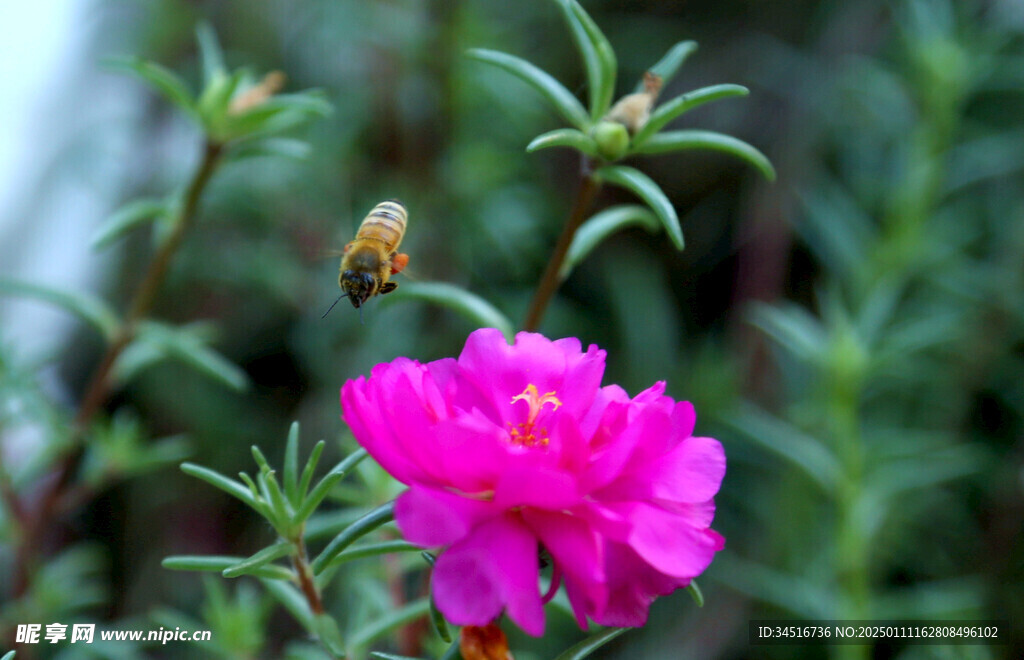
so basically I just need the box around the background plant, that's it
[1,0,1021,658]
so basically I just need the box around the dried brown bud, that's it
[460,623,514,660]
[229,71,287,114]
[604,71,663,134]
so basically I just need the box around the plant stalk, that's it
[522,158,600,332]
[11,139,225,597]
[292,537,325,615]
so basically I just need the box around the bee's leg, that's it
[390,252,409,275]
[379,282,398,295]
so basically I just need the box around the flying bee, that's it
[323,199,409,318]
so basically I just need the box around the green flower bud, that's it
[591,121,630,161]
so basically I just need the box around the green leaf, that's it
[196,22,227,84]
[260,578,315,632]
[371,654,425,660]
[347,598,431,653]
[631,84,749,147]
[527,128,600,158]
[632,130,776,181]
[198,69,245,137]
[722,403,840,493]
[90,198,169,250]
[222,541,294,578]
[384,282,515,343]
[552,627,630,660]
[2,651,15,660]
[312,501,395,574]
[466,48,590,129]
[226,137,314,161]
[104,57,197,120]
[180,463,263,512]
[283,422,300,506]
[687,579,704,607]
[560,204,660,280]
[297,440,326,501]
[553,0,615,120]
[314,614,347,658]
[636,40,699,92]
[593,165,683,249]
[428,592,452,643]
[0,280,119,341]
[324,540,420,569]
[294,448,368,524]
[562,0,617,119]
[439,641,462,660]
[124,321,250,391]
[162,555,294,580]
[224,92,333,141]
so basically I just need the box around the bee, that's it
[323,200,409,318]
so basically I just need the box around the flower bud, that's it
[591,120,630,161]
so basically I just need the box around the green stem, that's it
[291,536,325,615]
[831,385,869,660]
[522,158,600,332]
[11,139,225,598]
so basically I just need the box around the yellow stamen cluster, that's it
[507,383,562,448]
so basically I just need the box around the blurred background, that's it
[1,0,1022,658]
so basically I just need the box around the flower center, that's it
[507,383,561,447]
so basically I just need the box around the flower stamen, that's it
[507,384,561,447]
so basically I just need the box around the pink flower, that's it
[341,328,725,636]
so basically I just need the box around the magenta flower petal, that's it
[395,486,499,547]
[627,502,726,578]
[494,465,579,509]
[432,513,545,636]
[341,328,725,636]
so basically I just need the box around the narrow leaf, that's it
[561,205,660,280]
[566,0,617,118]
[297,440,326,500]
[283,422,300,506]
[196,22,227,84]
[635,40,699,92]
[260,578,315,632]
[429,593,452,643]
[314,614,347,658]
[632,84,749,146]
[324,540,421,569]
[347,598,431,653]
[526,128,600,158]
[552,627,630,660]
[439,641,461,660]
[180,463,261,510]
[2,651,15,660]
[90,198,168,250]
[222,541,294,578]
[162,555,294,580]
[371,654,425,660]
[104,57,197,119]
[593,165,683,249]
[632,130,776,181]
[226,137,313,161]
[722,403,840,493]
[466,49,590,129]
[687,579,704,607]
[312,501,396,574]
[135,321,250,392]
[294,448,369,524]
[384,282,515,343]
[0,280,119,341]
[552,0,611,120]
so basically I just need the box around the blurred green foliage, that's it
[1,0,1022,658]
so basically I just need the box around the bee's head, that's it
[340,270,378,308]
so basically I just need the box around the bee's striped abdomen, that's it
[355,200,407,254]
